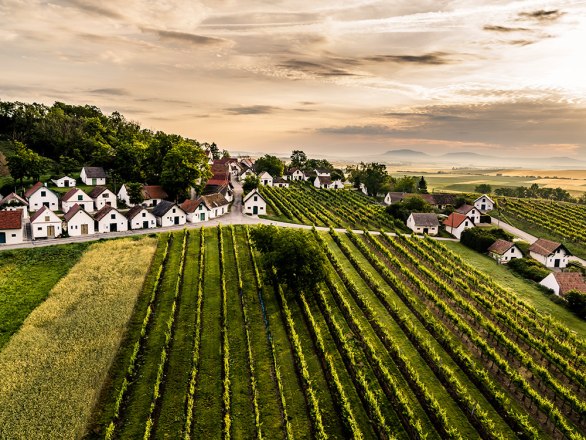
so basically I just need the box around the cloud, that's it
[144,29,229,46]
[483,25,530,32]
[363,52,452,65]
[277,59,359,77]
[518,10,565,22]
[224,105,280,115]
[61,0,124,20]
[87,88,130,96]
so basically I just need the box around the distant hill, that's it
[441,152,493,159]
[384,149,430,157]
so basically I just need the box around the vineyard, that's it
[84,225,585,440]
[497,197,586,249]
[259,185,400,230]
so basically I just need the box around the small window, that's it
[41,191,46,196]
[38,227,42,230]
[103,194,108,198]
[254,196,257,201]
[142,212,146,217]
[111,214,116,219]
[44,216,50,221]
[172,208,176,213]
[78,195,83,201]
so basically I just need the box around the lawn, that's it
[443,241,586,338]
[0,242,90,350]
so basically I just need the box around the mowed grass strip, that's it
[191,227,223,438]
[0,237,157,440]
[154,230,202,439]
[0,242,90,350]
[224,227,256,439]
[114,232,184,439]
[235,226,286,439]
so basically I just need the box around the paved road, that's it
[491,216,586,267]
[0,180,457,251]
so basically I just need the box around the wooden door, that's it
[81,224,88,235]
[47,225,55,237]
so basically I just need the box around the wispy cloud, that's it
[143,28,230,46]
[224,105,280,115]
[483,25,530,32]
[518,9,565,22]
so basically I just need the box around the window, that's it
[44,216,50,221]
[41,191,46,196]
[78,195,83,201]
[111,214,116,219]
[11,234,16,237]
[254,196,257,201]
[142,212,146,217]
[172,208,176,213]
[38,227,42,230]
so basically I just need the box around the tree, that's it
[348,162,389,196]
[475,184,492,194]
[331,168,345,182]
[417,176,428,194]
[243,174,260,193]
[565,290,586,318]
[207,142,221,160]
[126,182,144,205]
[222,149,230,158]
[385,195,432,221]
[304,158,333,173]
[254,154,284,177]
[161,141,211,200]
[6,141,48,184]
[393,176,417,193]
[290,150,307,168]
[251,225,327,296]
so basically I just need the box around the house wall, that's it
[490,246,521,264]
[186,207,209,223]
[156,207,186,227]
[530,249,569,268]
[244,194,266,215]
[474,197,494,212]
[32,215,62,239]
[80,171,106,186]
[93,191,117,210]
[67,213,95,236]
[0,227,24,244]
[446,219,473,239]
[129,211,157,229]
[465,209,481,224]
[62,198,94,214]
[28,190,59,211]
[54,177,76,187]
[96,212,129,233]
[540,273,560,295]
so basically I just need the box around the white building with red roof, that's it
[94,205,128,233]
[243,189,266,216]
[529,238,571,268]
[30,206,62,239]
[487,239,522,264]
[80,167,106,185]
[443,212,474,239]
[125,206,157,230]
[455,204,481,224]
[0,193,29,219]
[0,210,24,244]
[24,182,59,212]
[61,188,94,213]
[540,272,586,296]
[64,204,95,236]
[89,186,117,210]
[118,184,168,208]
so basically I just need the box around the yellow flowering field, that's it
[0,237,157,440]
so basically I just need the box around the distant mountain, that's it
[384,149,430,157]
[441,152,494,159]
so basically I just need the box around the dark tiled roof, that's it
[152,200,178,217]
[243,189,264,203]
[488,239,515,255]
[142,185,168,200]
[0,193,28,207]
[24,182,44,198]
[64,204,88,221]
[529,238,568,257]
[202,193,229,208]
[553,272,586,295]
[443,212,470,228]
[273,177,288,184]
[88,186,109,198]
[410,213,439,227]
[0,210,22,229]
[456,204,476,214]
[317,176,332,185]
[61,188,89,202]
[82,166,106,178]
[125,205,147,220]
[93,205,117,221]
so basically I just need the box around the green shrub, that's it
[508,258,550,282]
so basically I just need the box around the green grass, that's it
[443,241,586,339]
[0,242,90,350]
[154,230,201,439]
[191,228,224,438]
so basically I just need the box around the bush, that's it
[565,290,586,318]
[508,258,550,282]
[460,227,513,253]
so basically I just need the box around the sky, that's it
[1,0,585,159]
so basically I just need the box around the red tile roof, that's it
[443,212,469,228]
[63,204,87,221]
[142,185,168,200]
[88,186,109,198]
[553,272,586,295]
[24,182,43,198]
[488,239,515,255]
[529,238,567,257]
[0,193,28,207]
[456,204,476,215]
[61,188,89,202]
[0,210,22,229]
[93,205,117,221]
[180,198,206,213]
[30,206,59,223]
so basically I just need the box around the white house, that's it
[64,204,95,236]
[80,167,106,185]
[487,239,522,264]
[406,213,439,236]
[258,172,274,186]
[359,183,368,195]
[203,193,230,219]
[474,194,495,213]
[540,272,586,296]
[314,176,343,189]
[273,177,290,188]
[24,182,59,212]
[118,184,168,208]
[0,193,29,219]
[529,238,571,269]
[0,210,24,245]
[239,168,256,182]
[51,175,76,188]
[285,168,306,181]
[455,204,481,224]
[61,188,94,213]
[315,169,331,177]
[384,192,405,205]
[125,205,157,230]
[152,200,186,227]
[89,186,117,210]
[93,205,128,233]
[181,198,212,223]
[30,206,62,240]
[243,189,267,216]
[443,213,474,239]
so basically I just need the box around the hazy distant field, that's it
[389,167,586,195]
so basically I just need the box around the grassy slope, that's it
[443,241,586,339]
[0,242,90,350]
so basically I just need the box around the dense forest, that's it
[0,100,212,198]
